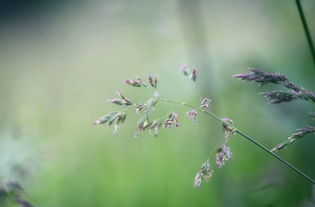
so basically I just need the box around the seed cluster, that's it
[271,126,315,152]
[186,110,197,124]
[94,67,236,188]
[201,98,212,110]
[193,160,213,188]
[233,68,315,104]
[194,117,235,188]
[234,68,315,152]
[180,64,198,82]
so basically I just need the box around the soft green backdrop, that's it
[0,0,314,206]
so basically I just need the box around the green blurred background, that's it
[0,0,315,206]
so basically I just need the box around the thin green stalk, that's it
[295,0,315,67]
[235,130,315,184]
[159,98,315,184]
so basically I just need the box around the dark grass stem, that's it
[295,0,315,67]
[159,98,315,184]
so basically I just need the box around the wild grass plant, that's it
[94,66,315,187]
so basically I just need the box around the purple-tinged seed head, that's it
[190,69,197,82]
[137,77,147,87]
[116,91,133,105]
[94,112,126,128]
[163,112,180,128]
[215,144,232,168]
[147,74,158,88]
[93,113,115,125]
[93,119,102,125]
[180,64,190,76]
[186,110,197,124]
[221,118,234,137]
[134,117,151,137]
[135,104,144,113]
[107,98,124,105]
[261,90,298,104]
[201,98,212,110]
[233,68,287,85]
[125,79,141,87]
[193,159,213,188]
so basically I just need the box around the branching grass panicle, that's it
[94,66,315,187]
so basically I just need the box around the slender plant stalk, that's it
[235,130,315,184]
[295,0,315,67]
[160,98,315,184]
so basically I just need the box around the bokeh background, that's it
[0,0,315,206]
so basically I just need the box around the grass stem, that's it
[295,0,315,67]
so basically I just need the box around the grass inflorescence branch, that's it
[94,65,315,187]
[233,68,315,104]
[234,68,315,152]
[159,98,315,185]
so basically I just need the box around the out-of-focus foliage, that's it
[0,0,315,207]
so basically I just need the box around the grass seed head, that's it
[215,144,232,168]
